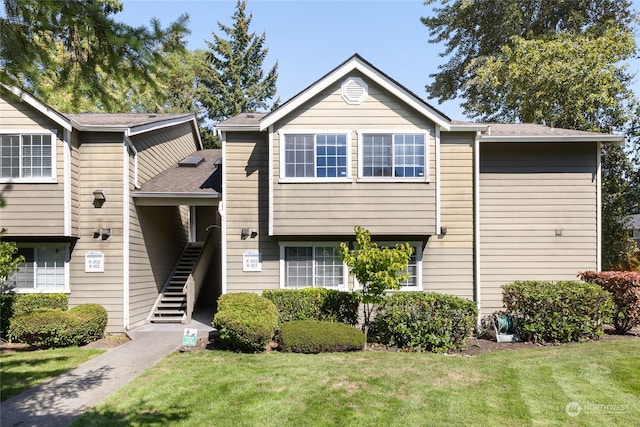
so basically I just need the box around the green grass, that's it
[74,340,640,426]
[0,347,105,401]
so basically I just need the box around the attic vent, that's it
[179,156,204,167]
[341,77,368,105]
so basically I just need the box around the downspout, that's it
[435,126,441,235]
[122,137,131,330]
[218,129,228,295]
[596,141,602,271]
[474,131,482,324]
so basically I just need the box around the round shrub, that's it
[1,293,68,339]
[69,304,108,344]
[370,292,478,352]
[503,280,614,343]
[8,308,80,348]
[278,320,365,353]
[213,293,279,353]
[262,288,359,325]
[7,303,108,348]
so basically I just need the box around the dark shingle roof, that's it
[136,149,221,195]
[216,112,266,128]
[67,113,192,129]
[482,123,617,138]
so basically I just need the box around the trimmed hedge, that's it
[370,292,477,352]
[503,281,614,343]
[1,293,68,338]
[579,271,640,333]
[213,293,279,353]
[278,320,365,353]
[7,303,107,348]
[262,288,359,326]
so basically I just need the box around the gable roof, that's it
[66,113,196,137]
[133,149,221,199]
[1,84,72,131]
[257,54,453,132]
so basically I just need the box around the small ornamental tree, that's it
[339,226,413,346]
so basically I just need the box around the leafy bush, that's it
[262,288,359,325]
[7,303,107,348]
[69,304,108,343]
[370,292,477,352]
[579,271,640,333]
[277,320,365,353]
[1,293,68,338]
[213,293,279,353]
[503,281,614,343]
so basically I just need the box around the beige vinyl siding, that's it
[128,204,189,327]
[0,97,66,236]
[272,74,437,236]
[479,142,598,313]
[132,121,199,185]
[423,132,475,300]
[70,131,81,237]
[69,137,125,332]
[225,132,279,293]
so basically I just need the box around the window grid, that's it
[284,246,344,289]
[1,134,53,179]
[284,135,314,178]
[362,133,426,178]
[284,134,348,179]
[398,253,418,287]
[9,246,65,290]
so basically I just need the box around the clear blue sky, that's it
[119,0,640,121]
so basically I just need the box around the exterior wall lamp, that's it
[93,190,106,208]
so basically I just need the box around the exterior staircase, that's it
[149,243,203,323]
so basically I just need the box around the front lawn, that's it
[75,339,639,426]
[0,347,105,401]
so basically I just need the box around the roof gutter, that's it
[479,135,624,143]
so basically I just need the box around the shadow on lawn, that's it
[74,400,190,426]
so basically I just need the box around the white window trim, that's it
[278,130,352,183]
[0,129,58,183]
[351,241,423,292]
[357,129,430,183]
[11,243,70,294]
[279,242,349,291]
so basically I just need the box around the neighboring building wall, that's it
[479,142,598,313]
[225,131,279,293]
[69,133,125,332]
[271,74,437,236]
[0,95,66,236]
[132,121,198,182]
[423,132,475,300]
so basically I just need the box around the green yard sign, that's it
[183,328,197,347]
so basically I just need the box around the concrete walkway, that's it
[1,308,215,427]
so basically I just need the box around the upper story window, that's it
[1,132,56,182]
[359,132,428,180]
[281,132,350,180]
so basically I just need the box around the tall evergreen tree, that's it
[200,0,278,123]
[0,0,190,111]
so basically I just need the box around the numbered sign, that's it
[242,250,262,272]
[85,251,104,273]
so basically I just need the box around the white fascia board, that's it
[132,192,220,199]
[479,135,624,143]
[127,115,195,136]
[259,57,452,131]
[215,124,261,132]
[449,124,489,132]
[2,84,72,131]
